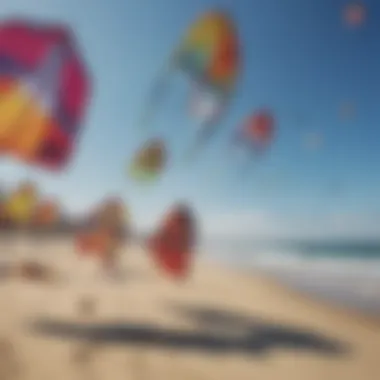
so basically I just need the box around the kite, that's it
[129,138,167,182]
[0,18,91,171]
[5,180,39,226]
[140,10,240,157]
[0,191,9,228]
[33,198,60,227]
[96,196,128,232]
[75,197,128,275]
[147,203,197,280]
[343,3,366,27]
[232,110,275,159]
[76,229,113,258]
[221,109,276,178]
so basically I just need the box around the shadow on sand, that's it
[28,304,349,357]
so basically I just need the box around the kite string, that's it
[199,138,236,185]
[138,63,173,131]
[203,141,257,187]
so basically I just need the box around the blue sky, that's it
[0,0,379,239]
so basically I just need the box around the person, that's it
[93,197,128,278]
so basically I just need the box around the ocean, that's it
[201,238,380,316]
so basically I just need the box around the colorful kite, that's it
[75,197,128,275]
[96,196,128,231]
[129,138,167,182]
[33,198,60,227]
[232,110,275,157]
[0,190,9,228]
[76,229,113,258]
[140,10,240,157]
[343,3,366,27]
[5,180,39,226]
[222,109,276,178]
[147,203,197,280]
[0,18,91,170]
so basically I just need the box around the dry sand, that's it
[0,238,379,380]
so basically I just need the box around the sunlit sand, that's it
[0,237,379,380]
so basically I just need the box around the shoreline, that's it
[2,238,380,324]
[260,273,380,329]
[200,247,380,320]
[229,268,380,329]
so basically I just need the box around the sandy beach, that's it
[0,238,379,380]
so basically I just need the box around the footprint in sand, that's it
[76,296,98,318]
[127,350,150,380]
[71,342,100,380]
[71,343,94,365]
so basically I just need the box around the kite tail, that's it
[138,65,172,130]
[184,121,218,163]
[237,150,260,181]
[238,158,254,180]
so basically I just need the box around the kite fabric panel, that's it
[0,19,91,171]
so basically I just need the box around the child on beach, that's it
[76,197,128,279]
[96,198,127,277]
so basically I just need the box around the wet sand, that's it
[0,238,379,380]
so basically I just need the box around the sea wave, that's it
[200,241,380,315]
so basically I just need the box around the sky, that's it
[0,0,379,239]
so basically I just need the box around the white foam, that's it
[202,244,380,314]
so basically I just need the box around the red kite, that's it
[148,203,196,280]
